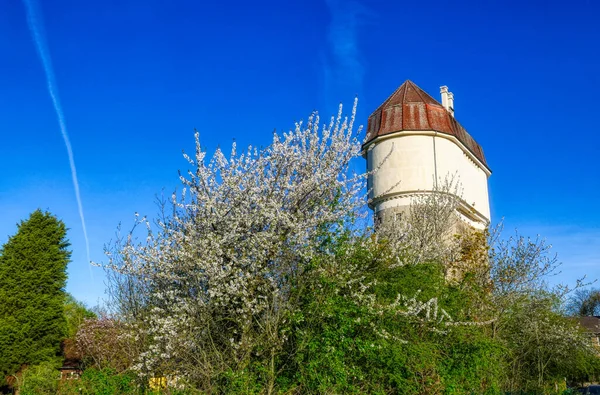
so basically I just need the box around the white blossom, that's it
[101,100,367,380]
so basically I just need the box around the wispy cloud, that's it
[324,0,369,97]
[22,0,92,271]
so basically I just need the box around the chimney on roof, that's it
[440,86,449,108]
[448,92,455,117]
[440,85,455,117]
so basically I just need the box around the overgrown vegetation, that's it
[2,103,598,394]
[17,365,140,395]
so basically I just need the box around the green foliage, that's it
[16,360,62,395]
[64,293,96,339]
[58,368,139,395]
[17,365,194,395]
[14,226,595,394]
[0,210,71,382]
[10,228,594,395]
[498,293,600,392]
[217,368,265,395]
[439,327,504,394]
[279,235,505,394]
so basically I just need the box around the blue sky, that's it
[1,0,598,306]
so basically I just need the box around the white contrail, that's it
[22,0,92,270]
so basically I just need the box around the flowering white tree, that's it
[102,100,366,388]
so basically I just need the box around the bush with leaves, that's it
[58,368,140,395]
[485,227,600,392]
[64,293,96,339]
[13,360,61,395]
[275,229,503,394]
[76,315,140,372]
[498,294,596,392]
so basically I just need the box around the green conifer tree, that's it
[0,210,70,381]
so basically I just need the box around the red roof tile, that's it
[365,80,489,170]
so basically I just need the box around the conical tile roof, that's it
[365,80,489,169]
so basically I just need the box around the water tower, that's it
[363,80,491,229]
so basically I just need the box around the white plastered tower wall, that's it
[363,81,491,230]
